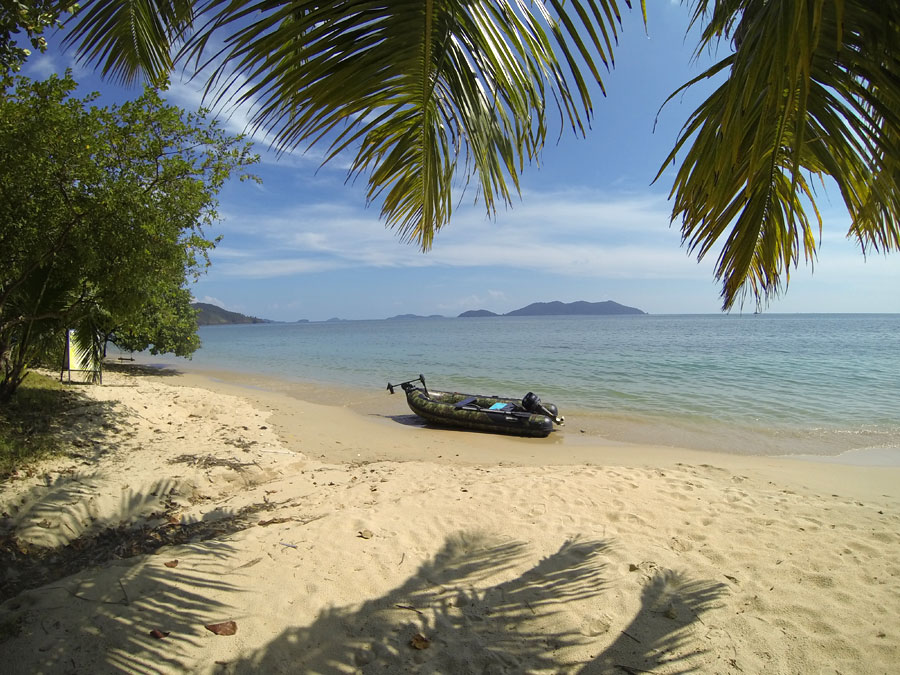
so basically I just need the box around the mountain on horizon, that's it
[459,309,500,317]
[387,313,447,320]
[505,300,645,316]
[459,300,644,318]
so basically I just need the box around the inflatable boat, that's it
[387,375,564,438]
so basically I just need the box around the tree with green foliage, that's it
[0,1,76,74]
[0,72,257,401]
[58,0,899,309]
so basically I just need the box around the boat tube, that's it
[387,375,564,438]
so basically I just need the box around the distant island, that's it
[459,309,500,318]
[192,303,271,326]
[387,314,447,320]
[459,300,645,317]
[193,299,644,324]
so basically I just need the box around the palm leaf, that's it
[66,0,644,248]
[662,0,900,309]
[62,0,196,85]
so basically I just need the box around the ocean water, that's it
[126,314,900,459]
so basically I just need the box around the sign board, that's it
[62,330,101,384]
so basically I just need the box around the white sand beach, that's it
[1,366,898,673]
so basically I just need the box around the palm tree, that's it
[60,0,899,309]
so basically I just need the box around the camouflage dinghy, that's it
[387,375,564,438]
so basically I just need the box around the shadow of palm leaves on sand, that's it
[228,534,609,673]
[0,490,283,672]
[56,541,241,673]
[579,570,728,675]
[228,533,727,674]
[3,473,183,550]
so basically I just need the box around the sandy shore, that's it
[1,367,898,674]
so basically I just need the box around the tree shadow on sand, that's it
[580,569,727,674]
[0,483,287,672]
[226,533,726,674]
[103,361,183,378]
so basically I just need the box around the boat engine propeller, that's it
[387,374,428,396]
[522,392,565,425]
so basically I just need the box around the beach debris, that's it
[258,517,291,527]
[409,633,430,649]
[279,541,298,549]
[149,629,170,639]
[724,574,739,584]
[233,557,263,571]
[205,620,237,636]
[358,529,374,539]
[164,560,179,568]
[395,604,423,615]
[169,453,254,472]
[614,665,649,674]
[620,630,641,644]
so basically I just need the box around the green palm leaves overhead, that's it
[65,0,642,249]
[60,1,899,309]
[660,0,900,309]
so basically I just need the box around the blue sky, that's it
[25,2,899,320]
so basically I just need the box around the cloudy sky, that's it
[25,2,899,320]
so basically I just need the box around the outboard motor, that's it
[522,392,564,425]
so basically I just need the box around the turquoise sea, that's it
[125,314,900,460]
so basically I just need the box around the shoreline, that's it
[172,368,900,502]
[150,357,900,469]
[116,313,900,463]
[2,365,898,673]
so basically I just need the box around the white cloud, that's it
[209,184,892,292]
[215,257,345,278]
[23,53,60,79]
[209,189,716,281]
[163,72,355,172]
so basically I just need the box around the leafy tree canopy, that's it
[0,1,76,74]
[0,72,258,400]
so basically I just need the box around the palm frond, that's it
[663,0,900,310]
[62,0,196,85]
[66,1,643,248]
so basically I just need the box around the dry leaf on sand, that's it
[205,621,238,636]
[409,633,430,650]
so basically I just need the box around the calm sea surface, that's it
[126,314,900,459]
